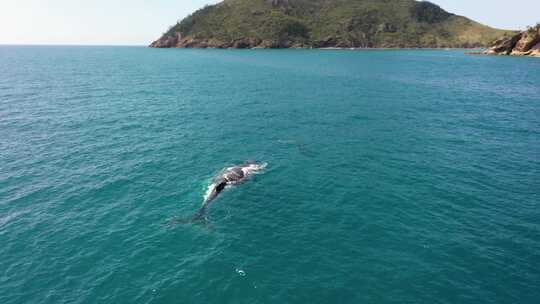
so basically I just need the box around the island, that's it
[150,0,513,49]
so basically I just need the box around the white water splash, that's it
[235,268,246,276]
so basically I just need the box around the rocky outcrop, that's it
[149,33,182,48]
[150,34,265,49]
[484,25,540,57]
[530,41,540,57]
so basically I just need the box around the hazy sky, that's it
[0,0,538,45]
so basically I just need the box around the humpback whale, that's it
[190,161,267,222]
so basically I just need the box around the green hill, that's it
[150,0,514,49]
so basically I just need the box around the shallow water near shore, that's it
[1,47,539,304]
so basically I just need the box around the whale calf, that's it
[191,161,267,222]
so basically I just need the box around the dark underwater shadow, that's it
[276,138,317,158]
[164,214,217,232]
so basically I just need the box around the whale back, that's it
[223,167,245,183]
[204,162,267,204]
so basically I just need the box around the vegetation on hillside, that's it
[151,0,514,48]
[526,23,540,34]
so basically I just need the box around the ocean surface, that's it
[1,46,539,304]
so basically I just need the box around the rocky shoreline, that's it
[149,32,492,50]
[482,24,540,57]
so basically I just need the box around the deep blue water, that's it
[1,46,539,304]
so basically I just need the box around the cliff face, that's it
[485,25,540,57]
[150,0,513,49]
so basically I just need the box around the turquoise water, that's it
[1,46,539,304]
